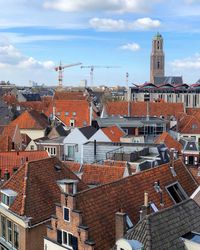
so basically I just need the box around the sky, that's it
[1,0,200,86]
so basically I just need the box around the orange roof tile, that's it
[0,150,49,177]
[155,132,182,153]
[2,157,88,225]
[0,135,12,152]
[63,161,81,172]
[81,164,125,185]
[188,167,200,184]
[10,110,49,130]
[45,100,91,127]
[75,159,198,249]
[54,91,87,100]
[105,101,184,118]
[178,114,200,134]
[102,125,125,142]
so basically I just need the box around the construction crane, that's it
[54,61,82,87]
[80,65,120,86]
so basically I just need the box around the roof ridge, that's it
[20,162,29,215]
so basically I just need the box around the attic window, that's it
[72,112,76,116]
[57,112,61,116]
[65,112,69,116]
[166,182,187,204]
[1,189,17,208]
[70,119,75,127]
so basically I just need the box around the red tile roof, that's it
[10,110,49,130]
[155,132,182,153]
[0,125,18,140]
[63,161,81,172]
[18,101,49,113]
[45,100,91,127]
[2,157,88,225]
[0,135,12,152]
[75,159,198,249]
[54,91,87,100]
[0,150,49,177]
[105,101,184,118]
[102,125,125,142]
[188,167,200,184]
[178,114,200,134]
[64,162,126,185]
[81,164,125,185]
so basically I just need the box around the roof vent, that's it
[54,165,61,171]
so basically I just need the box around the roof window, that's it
[166,182,187,204]
[1,189,17,208]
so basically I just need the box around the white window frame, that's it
[63,207,70,222]
[61,230,73,249]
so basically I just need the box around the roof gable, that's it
[10,110,49,130]
[2,157,88,225]
[155,132,182,153]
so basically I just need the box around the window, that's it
[166,182,187,204]
[2,193,10,206]
[72,112,76,116]
[192,124,197,129]
[157,61,160,69]
[13,168,18,173]
[67,146,75,159]
[57,112,61,116]
[63,207,70,222]
[61,230,78,250]
[30,145,34,150]
[7,220,12,244]
[70,119,75,127]
[1,216,6,239]
[14,224,19,249]
[44,147,56,156]
[1,189,17,207]
[65,112,69,116]
[57,229,62,245]
[126,215,133,230]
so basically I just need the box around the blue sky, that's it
[1,0,200,86]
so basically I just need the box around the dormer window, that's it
[1,189,17,208]
[70,119,75,127]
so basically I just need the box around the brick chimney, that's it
[140,192,149,220]
[115,211,127,241]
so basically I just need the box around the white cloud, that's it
[43,0,160,13]
[185,0,200,4]
[171,54,200,69]
[89,17,161,31]
[0,44,54,70]
[120,42,140,51]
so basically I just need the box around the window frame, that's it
[63,207,70,222]
[61,230,73,249]
[166,181,188,204]
[13,223,19,249]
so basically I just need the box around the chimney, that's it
[4,170,10,181]
[140,192,149,220]
[169,148,177,177]
[115,211,127,241]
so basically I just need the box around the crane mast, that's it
[54,61,82,87]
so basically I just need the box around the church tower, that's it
[150,32,165,83]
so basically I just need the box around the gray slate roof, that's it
[79,126,98,139]
[154,76,183,85]
[125,199,200,250]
